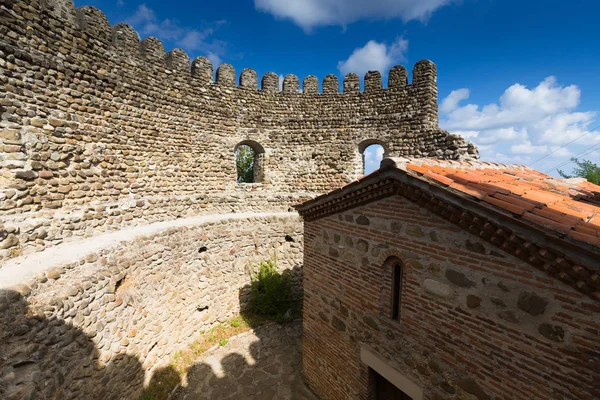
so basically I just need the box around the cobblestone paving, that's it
[176,321,318,400]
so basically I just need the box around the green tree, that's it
[236,145,255,183]
[558,158,600,185]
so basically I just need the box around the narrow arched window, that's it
[391,263,403,321]
[358,140,388,176]
[236,144,256,183]
[234,141,265,183]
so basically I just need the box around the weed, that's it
[249,256,297,322]
[219,338,228,346]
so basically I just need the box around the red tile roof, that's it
[403,159,600,247]
[296,158,600,299]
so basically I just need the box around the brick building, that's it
[296,158,600,400]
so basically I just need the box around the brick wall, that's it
[303,195,599,400]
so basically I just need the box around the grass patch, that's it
[229,316,243,328]
[137,312,270,400]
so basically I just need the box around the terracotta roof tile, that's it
[398,158,600,249]
[473,183,509,196]
[551,200,599,220]
[406,163,431,175]
[568,230,600,247]
[588,214,600,228]
[521,190,568,205]
[573,223,600,237]
[423,170,455,186]
[491,182,528,196]
[522,211,573,234]
[532,207,583,227]
[484,195,528,216]
[493,193,540,212]
[449,182,486,200]
[450,171,486,183]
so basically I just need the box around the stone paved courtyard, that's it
[176,321,318,400]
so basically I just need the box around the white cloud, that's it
[126,5,227,62]
[509,141,548,155]
[364,144,385,174]
[440,88,469,114]
[206,52,222,68]
[338,37,408,77]
[179,30,207,50]
[440,77,598,176]
[254,0,454,31]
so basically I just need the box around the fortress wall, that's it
[0,213,303,399]
[0,0,478,261]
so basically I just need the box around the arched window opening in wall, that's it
[391,262,403,321]
[359,140,389,176]
[234,141,265,183]
[381,256,404,322]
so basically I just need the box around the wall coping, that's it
[0,211,299,289]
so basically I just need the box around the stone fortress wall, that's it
[0,0,477,260]
[0,0,477,398]
[1,213,303,399]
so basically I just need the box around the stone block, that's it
[466,294,481,308]
[517,292,548,316]
[423,279,455,299]
[538,323,565,342]
[445,269,475,288]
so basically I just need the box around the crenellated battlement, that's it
[0,0,477,265]
[9,1,439,97]
[0,3,478,398]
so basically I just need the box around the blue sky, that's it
[76,0,600,176]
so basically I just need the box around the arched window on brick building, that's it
[391,262,403,321]
[381,256,404,322]
[359,140,389,176]
[234,140,265,183]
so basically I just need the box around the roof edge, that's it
[295,159,600,300]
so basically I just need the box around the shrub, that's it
[249,257,295,322]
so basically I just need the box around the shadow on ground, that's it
[175,264,317,400]
[175,321,316,400]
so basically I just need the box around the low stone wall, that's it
[0,191,312,262]
[0,212,302,400]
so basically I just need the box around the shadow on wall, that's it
[0,290,174,400]
[0,265,308,400]
[174,264,317,400]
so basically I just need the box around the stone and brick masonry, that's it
[0,0,479,398]
[296,159,600,400]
